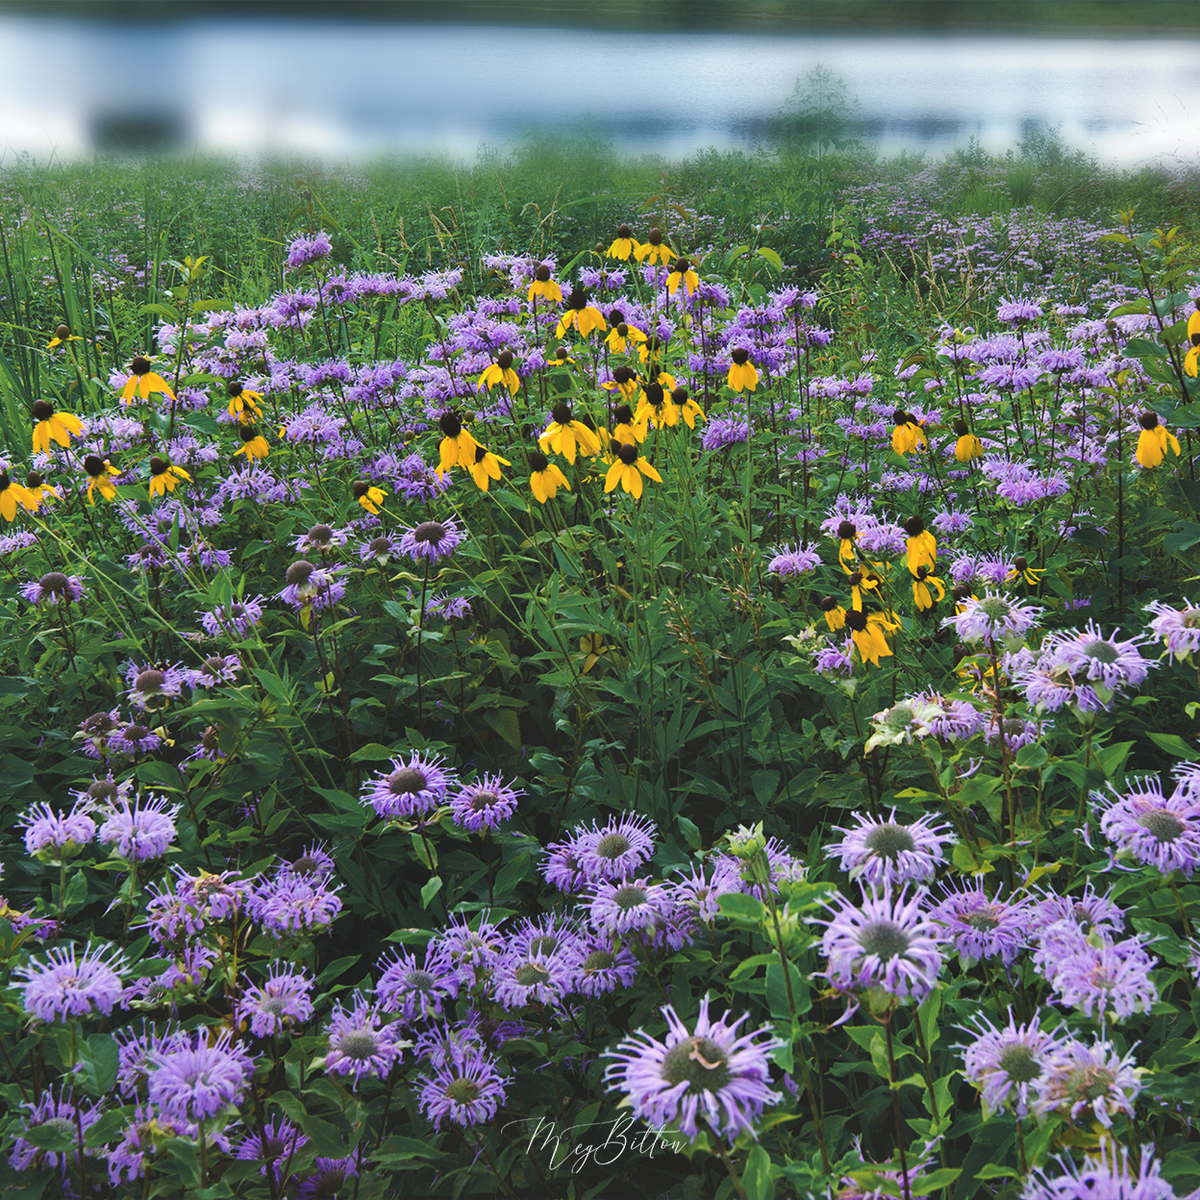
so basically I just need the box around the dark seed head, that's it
[672,385,689,403]
[609,309,625,326]
[285,560,315,586]
[953,418,969,436]
[308,524,333,543]
[614,403,634,424]
[616,224,631,239]
[413,521,446,544]
[239,425,260,443]
[647,227,663,245]
[226,379,244,397]
[644,382,664,407]
[130,356,151,375]
[673,257,689,274]
[535,263,551,283]
[837,520,856,540]
[845,610,868,632]
[496,349,513,370]
[612,366,634,385]
[1139,411,1159,430]
[1013,556,1028,571]
[819,595,839,612]
[551,402,573,426]
[54,324,70,340]
[529,451,549,472]
[903,515,925,536]
[83,455,104,476]
[439,412,462,437]
[568,287,587,310]
[149,457,168,476]
[25,471,42,488]
[617,442,639,465]
[39,572,70,594]
[352,480,370,498]
[32,399,54,421]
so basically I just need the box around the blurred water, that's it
[3,17,1198,166]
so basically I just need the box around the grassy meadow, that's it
[0,129,1199,1198]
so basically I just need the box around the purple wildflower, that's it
[248,872,343,938]
[426,912,506,998]
[826,810,954,887]
[123,661,186,711]
[297,1157,358,1200]
[18,799,96,859]
[324,994,403,1085]
[399,517,464,564]
[98,794,179,861]
[234,1118,309,1188]
[1050,932,1159,1021]
[237,964,315,1037]
[15,942,125,1021]
[818,886,943,1004]
[376,946,452,1023]
[109,721,164,757]
[1022,1141,1178,1200]
[604,996,781,1143]
[767,543,821,577]
[448,772,524,832]
[361,751,455,819]
[928,882,1030,965]
[8,1090,102,1176]
[1096,777,1200,877]
[199,594,265,639]
[574,813,657,882]
[185,652,241,689]
[587,877,671,938]
[574,933,639,998]
[20,571,85,606]
[1145,598,1200,663]
[148,1029,255,1122]
[492,950,570,1010]
[285,230,333,270]
[943,592,1044,648]
[1036,1038,1142,1129]
[960,1009,1066,1118]
[417,1042,507,1129]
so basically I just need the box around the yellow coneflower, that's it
[353,480,387,514]
[912,565,946,612]
[1135,411,1182,469]
[31,399,83,456]
[847,566,883,611]
[835,520,859,571]
[604,311,647,355]
[604,440,663,499]
[539,402,601,465]
[633,381,680,430]
[607,225,641,261]
[24,471,60,508]
[83,455,120,506]
[1004,556,1043,588]
[556,287,607,339]
[673,385,705,430]
[477,349,520,396]
[148,456,190,499]
[468,443,510,492]
[527,263,563,305]
[820,595,847,632]
[846,609,898,668]
[528,450,570,503]
[892,409,927,456]
[120,356,175,403]
[0,469,35,520]
[47,324,81,349]
[437,412,480,474]
[903,516,937,576]
[666,256,698,298]
[610,403,648,445]
[1186,309,1200,377]
[234,426,269,461]
[953,418,983,462]
[603,366,641,401]
[226,380,264,424]
[727,348,758,393]
[634,227,674,267]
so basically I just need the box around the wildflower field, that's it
[1,139,1200,1199]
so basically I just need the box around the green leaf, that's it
[1147,732,1200,759]
[742,1144,775,1200]
[420,876,443,908]
[411,830,437,870]
[77,1033,120,1099]
[975,1164,1019,1181]
[718,892,765,924]
[756,247,784,275]
[349,742,401,762]
[912,1168,962,1194]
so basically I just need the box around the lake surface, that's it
[2,17,1198,166]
